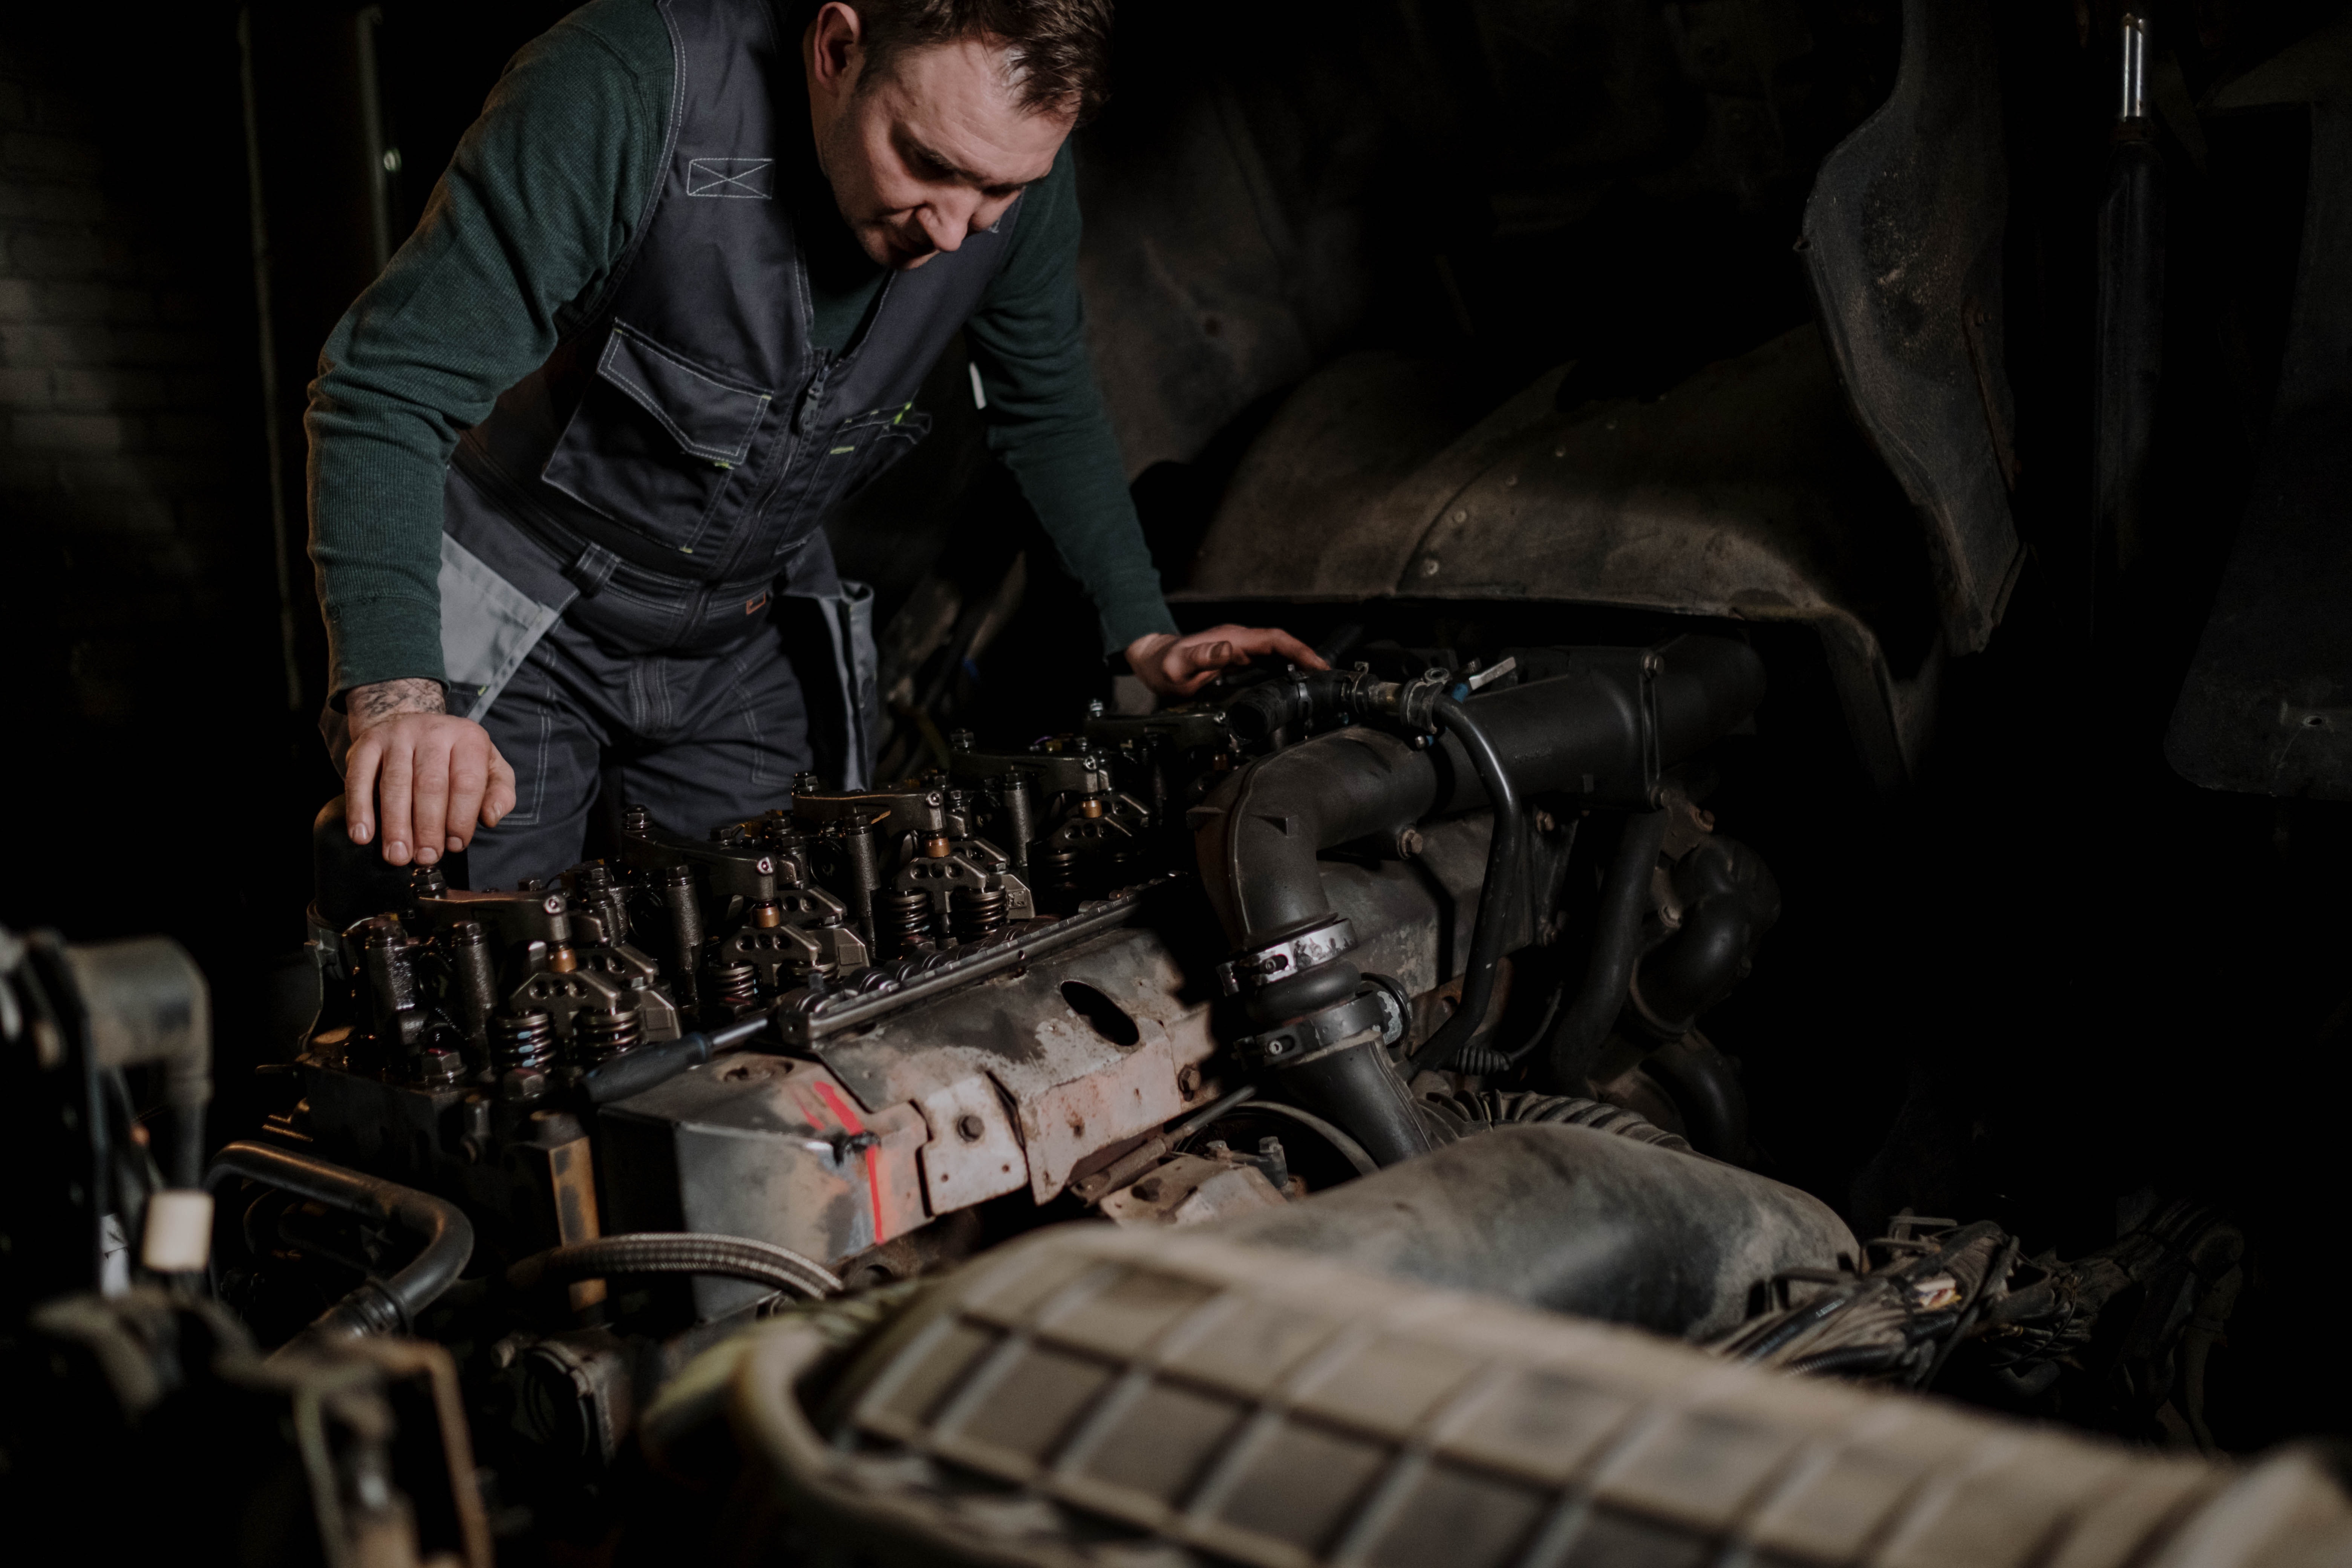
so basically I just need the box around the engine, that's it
[0,631,2257,1563]
[263,636,1779,1325]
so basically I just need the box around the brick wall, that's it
[0,34,279,733]
[0,17,329,955]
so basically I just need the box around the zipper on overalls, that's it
[735,348,833,578]
[793,349,832,435]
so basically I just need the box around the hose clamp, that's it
[1237,984,1406,1068]
[1394,668,1453,731]
[1215,916,1356,996]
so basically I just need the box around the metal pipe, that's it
[2119,12,2148,122]
[206,1141,473,1340]
[2095,11,2165,601]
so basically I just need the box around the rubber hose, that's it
[1544,810,1670,1093]
[507,1233,842,1300]
[206,1140,473,1338]
[1408,695,1524,1075]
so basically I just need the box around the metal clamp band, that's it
[1214,917,1357,997]
[1237,985,1406,1068]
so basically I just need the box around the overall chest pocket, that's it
[542,322,773,558]
[769,403,934,558]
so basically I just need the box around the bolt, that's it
[1132,1177,1163,1202]
[623,804,651,833]
[1087,698,1106,718]
[499,1066,548,1102]
[1177,1064,1202,1098]
[1395,827,1424,859]
[956,1113,985,1142]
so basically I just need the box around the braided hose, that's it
[1421,1089,1692,1152]
[507,1233,842,1301]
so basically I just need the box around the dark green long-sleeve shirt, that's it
[306,0,1172,700]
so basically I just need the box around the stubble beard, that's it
[816,104,935,271]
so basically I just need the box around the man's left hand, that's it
[1125,625,1328,699]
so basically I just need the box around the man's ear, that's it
[808,1,866,93]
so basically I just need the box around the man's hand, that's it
[1125,625,1329,699]
[344,678,517,867]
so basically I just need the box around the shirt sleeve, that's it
[962,144,1179,656]
[305,2,669,700]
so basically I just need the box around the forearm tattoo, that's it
[350,677,446,731]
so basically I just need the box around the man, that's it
[309,0,1321,886]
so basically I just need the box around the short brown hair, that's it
[851,0,1113,124]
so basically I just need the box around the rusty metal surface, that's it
[1098,1152,1288,1225]
[1800,0,2021,653]
[1184,328,1945,785]
[816,923,1218,1203]
[597,1054,928,1315]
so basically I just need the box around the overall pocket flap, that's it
[596,322,772,463]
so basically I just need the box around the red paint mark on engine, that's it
[812,1081,885,1243]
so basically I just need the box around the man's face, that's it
[807,6,1073,271]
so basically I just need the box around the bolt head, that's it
[1177,1064,1202,1098]
[956,1113,986,1142]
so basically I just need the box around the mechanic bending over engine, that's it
[307,0,1322,886]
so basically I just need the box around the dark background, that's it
[1,0,2346,1451]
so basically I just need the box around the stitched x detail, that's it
[686,158,775,199]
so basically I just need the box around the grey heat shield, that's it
[648,1223,2350,1568]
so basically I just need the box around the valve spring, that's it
[948,885,1009,941]
[1034,848,1081,894]
[571,1008,643,1064]
[492,1010,557,1072]
[878,889,937,957]
[706,961,760,1008]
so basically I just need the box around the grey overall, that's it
[430,0,1019,887]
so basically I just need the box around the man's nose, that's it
[919,197,976,254]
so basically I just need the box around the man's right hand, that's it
[344,678,518,867]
